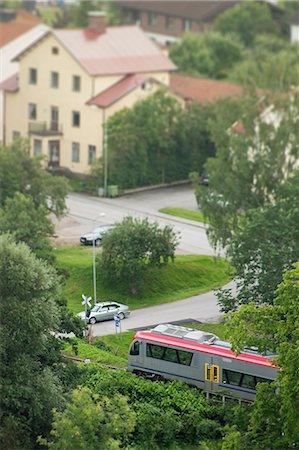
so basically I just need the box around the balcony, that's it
[28,121,63,136]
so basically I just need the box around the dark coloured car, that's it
[80,225,115,246]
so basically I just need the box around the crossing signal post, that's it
[114,314,122,341]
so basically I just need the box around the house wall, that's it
[4,32,173,174]
[0,23,48,144]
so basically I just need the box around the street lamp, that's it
[92,213,106,305]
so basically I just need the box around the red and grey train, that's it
[127,324,278,401]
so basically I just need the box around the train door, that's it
[204,357,220,394]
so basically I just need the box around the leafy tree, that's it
[0,192,54,260]
[216,170,299,311]
[214,1,278,47]
[224,263,299,448]
[0,140,68,218]
[199,92,299,248]
[40,387,135,450]
[0,236,65,449]
[100,216,179,295]
[169,31,244,79]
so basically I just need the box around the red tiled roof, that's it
[170,74,244,104]
[87,74,155,107]
[0,9,42,47]
[0,73,19,92]
[53,26,176,76]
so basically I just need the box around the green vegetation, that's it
[37,7,63,26]
[159,207,207,224]
[54,246,231,313]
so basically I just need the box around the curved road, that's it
[53,186,230,335]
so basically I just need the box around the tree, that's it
[0,236,65,449]
[0,193,54,260]
[223,263,299,448]
[169,31,244,79]
[216,170,299,311]
[199,92,299,249]
[214,2,278,47]
[0,140,68,218]
[100,216,179,295]
[40,387,135,450]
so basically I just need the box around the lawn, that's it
[54,246,231,313]
[159,207,207,224]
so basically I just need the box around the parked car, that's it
[200,172,209,187]
[77,301,131,324]
[80,225,115,246]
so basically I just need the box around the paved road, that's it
[90,282,233,337]
[53,185,230,335]
[53,185,220,256]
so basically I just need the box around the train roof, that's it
[133,325,278,369]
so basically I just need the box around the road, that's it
[53,185,219,256]
[53,185,228,335]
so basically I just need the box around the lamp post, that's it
[92,213,106,305]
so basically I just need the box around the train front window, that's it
[130,341,140,356]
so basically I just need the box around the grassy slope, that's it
[54,247,231,313]
[159,207,207,224]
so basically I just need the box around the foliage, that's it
[214,1,278,47]
[198,92,299,249]
[96,90,215,189]
[169,31,244,79]
[54,245,231,313]
[216,171,299,311]
[79,364,251,448]
[100,216,179,295]
[0,140,69,218]
[224,263,299,448]
[0,236,65,449]
[39,387,135,449]
[0,193,54,261]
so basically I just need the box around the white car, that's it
[80,225,115,246]
[77,301,131,325]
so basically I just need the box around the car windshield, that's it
[90,305,102,312]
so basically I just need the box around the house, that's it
[0,9,49,144]
[290,10,299,43]
[0,12,176,180]
[170,74,245,104]
[115,0,240,45]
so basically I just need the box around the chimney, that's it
[88,11,106,34]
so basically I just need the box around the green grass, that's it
[54,246,231,313]
[159,207,207,224]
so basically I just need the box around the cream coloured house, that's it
[1,12,176,179]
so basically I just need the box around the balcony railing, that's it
[29,121,63,136]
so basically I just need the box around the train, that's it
[127,324,278,401]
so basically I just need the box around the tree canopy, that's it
[100,216,179,295]
[224,263,299,448]
[0,236,65,449]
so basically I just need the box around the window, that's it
[88,145,96,165]
[12,131,20,140]
[72,142,80,162]
[51,71,59,88]
[29,68,37,85]
[72,75,81,92]
[146,343,193,366]
[52,46,59,54]
[184,19,192,32]
[130,341,140,356]
[222,369,272,391]
[33,139,42,156]
[166,16,175,30]
[72,111,80,127]
[148,12,157,26]
[28,103,37,120]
